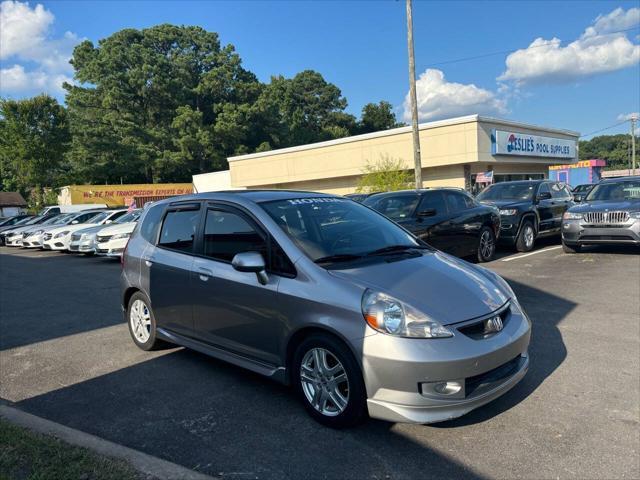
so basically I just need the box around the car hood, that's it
[479,199,529,209]
[97,222,137,236]
[47,223,100,235]
[569,200,640,213]
[72,225,104,236]
[328,251,510,325]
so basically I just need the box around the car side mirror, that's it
[232,251,268,285]
[537,192,552,201]
[417,208,437,217]
[105,220,112,224]
[71,220,79,224]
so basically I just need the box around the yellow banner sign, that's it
[61,183,193,207]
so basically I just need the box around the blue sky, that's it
[1,0,639,138]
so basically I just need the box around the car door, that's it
[191,204,282,366]
[406,191,452,252]
[147,202,201,338]
[444,191,483,256]
[536,183,555,232]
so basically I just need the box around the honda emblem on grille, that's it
[485,315,503,333]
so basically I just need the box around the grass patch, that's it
[0,418,147,480]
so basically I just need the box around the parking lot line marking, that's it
[501,245,562,262]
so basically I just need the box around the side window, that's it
[538,183,551,197]
[109,211,127,222]
[140,204,165,243]
[75,212,94,223]
[49,207,60,214]
[445,192,473,213]
[270,241,296,277]
[158,208,200,253]
[203,209,267,262]
[550,183,566,199]
[417,191,448,215]
[373,195,419,220]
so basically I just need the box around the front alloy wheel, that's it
[294,334,367,428]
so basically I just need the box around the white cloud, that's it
[499,7,640,85]
[403,69,507,122]
[0,1,80,97]
[618,112,639,121]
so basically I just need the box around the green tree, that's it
[579,134,637,170]
[65,24,262,183]
[0,95,70,195]
[358,101,402,134]
[356,156,412,193]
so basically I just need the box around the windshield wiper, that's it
[313,253,364,264]
[365,244,430,256]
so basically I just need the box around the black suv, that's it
[363,188,500,262]
[476,180,574,252]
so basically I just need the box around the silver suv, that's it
[121,191,531,427]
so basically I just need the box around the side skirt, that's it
[156,327,288,384]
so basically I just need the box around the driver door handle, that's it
[197,267,213,282]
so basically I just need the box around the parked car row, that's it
[352,177,640,259]
[0,207,142,257]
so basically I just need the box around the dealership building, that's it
[221,115,579,194]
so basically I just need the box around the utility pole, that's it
[406,0,422,189]
[631,115,637,175]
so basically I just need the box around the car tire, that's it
[516,220,536,252]
[293,333,368,429]
[477,226,496,262]
[562,241,581,254]
[127,292,166,351]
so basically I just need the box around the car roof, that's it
[155,190,339,206]
[364,187,469,199]
[599,175,640,183]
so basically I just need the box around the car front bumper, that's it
[96,238,127,257]
[5,235,23,246]
[69,239,96,253]
[43,238,71,250]
[562,218,640,245]
[360,303,531,424]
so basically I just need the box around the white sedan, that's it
[95,220,139,257]
[42,210,127,251]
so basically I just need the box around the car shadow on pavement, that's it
[433,278,573,428]
[12,348,486,480]
[0,251,122,350]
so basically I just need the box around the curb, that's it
[0,405,215,480]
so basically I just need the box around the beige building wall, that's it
[227,115,579,194]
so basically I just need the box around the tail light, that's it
[121,238,131,268]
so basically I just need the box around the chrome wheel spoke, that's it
[130,299,151,343]
[300,347,350,417]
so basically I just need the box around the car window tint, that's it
[538,183,551,196]
[270,241,296,276]
[370,195,419,220]
[418,191,447,215]
[109,211,127,221]
[158,209,200,253]
[550,183,567,199]
[445,192,472,213]
[140,204,165,243]
[203,209,267,262]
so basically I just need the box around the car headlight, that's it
[563,212,583,220]
[630,211,640,219]
[361,290,453,338]
[111,232,131,240]
[499,209,518,216]
[54,231,70,238]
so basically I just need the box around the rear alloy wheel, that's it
[562,240,581,254]
[293,334,367,428]
[127,292,165,351]
[516,220,536,252]
[477,226,496,262]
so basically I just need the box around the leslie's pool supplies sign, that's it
[492,130,576,159]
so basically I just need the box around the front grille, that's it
[584,211,629,225]
[43,233,52,241]
[465,355,524,398]
[22,232,29,239]
[581,235,635,241]
[457,303,511,340]
[96,235,112,243]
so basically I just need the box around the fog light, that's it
[420,380,465,399]
[434,381,463,395]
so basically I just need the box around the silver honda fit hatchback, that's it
[122,191,531,428]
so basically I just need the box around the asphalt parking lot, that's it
[1,245,639,479]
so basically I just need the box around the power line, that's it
[424,26,640,68]
[580,120,631,138]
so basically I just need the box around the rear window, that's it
[158,208,200,253]
[139,204,165,243]
[364,194,419,220]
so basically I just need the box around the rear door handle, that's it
[197,267,213,282]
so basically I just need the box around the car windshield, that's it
[115,210,141,224]
[260,197,421,264]
[585,180,640,202]
[574,185,591,193]
[477,183,536,201]
[87,212,109,224]
[52,214,75,225]
[11,216,34,226]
